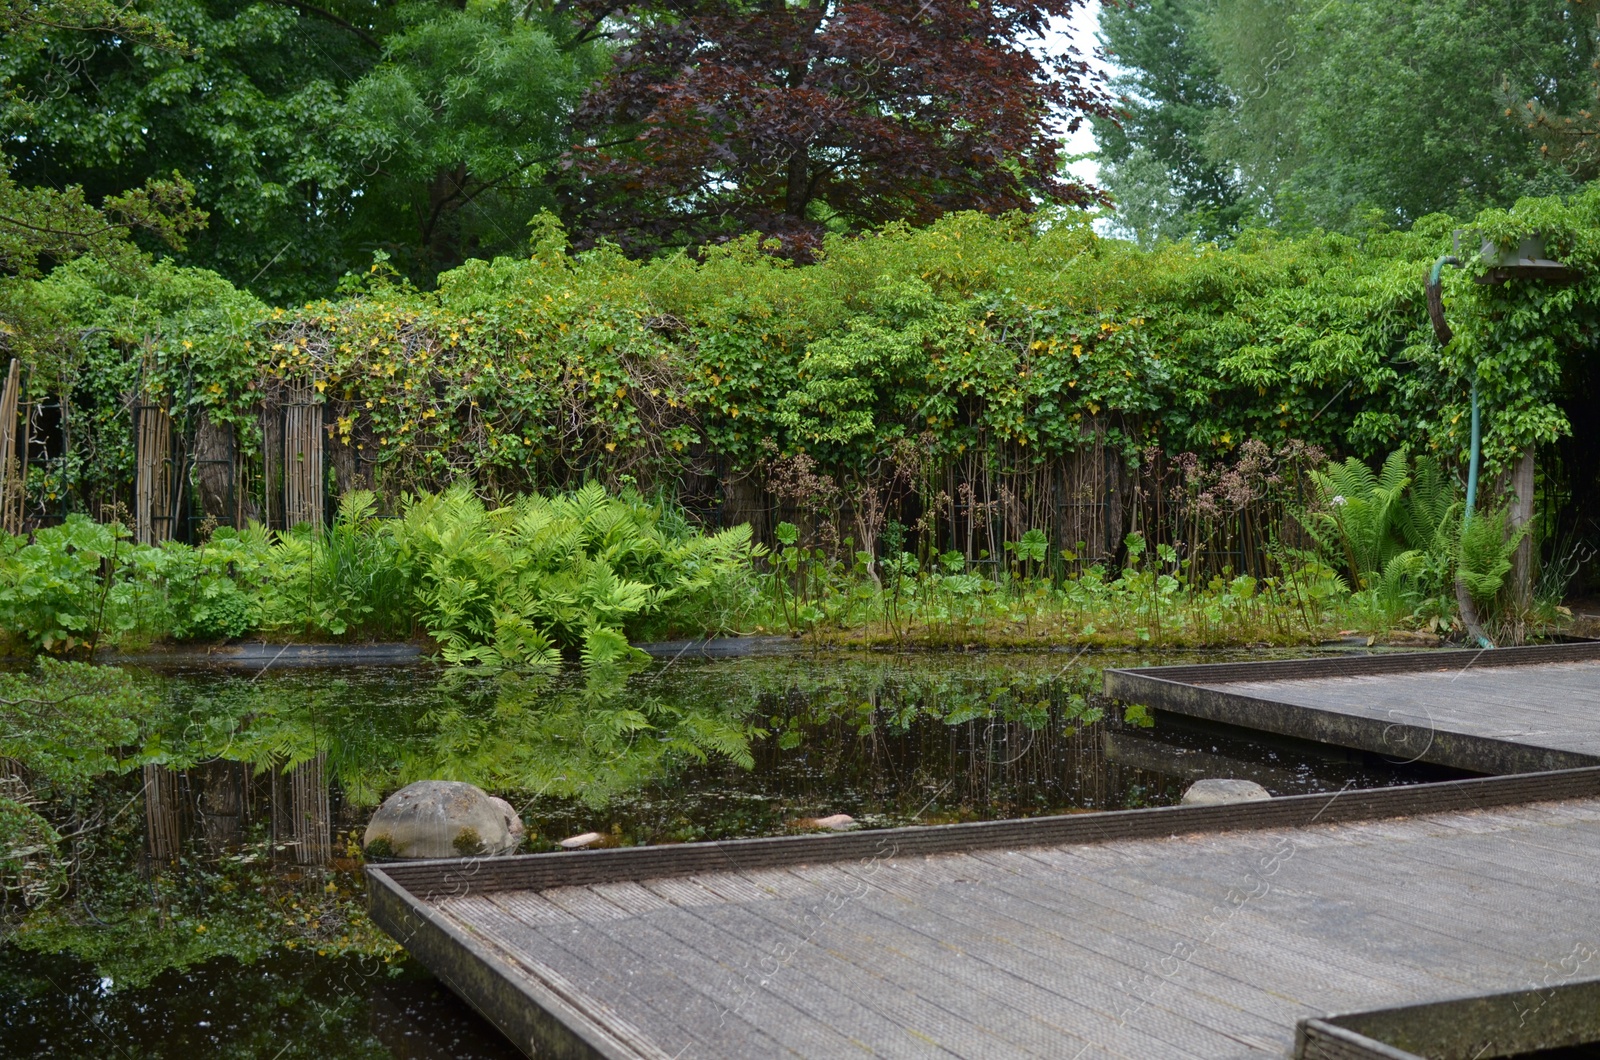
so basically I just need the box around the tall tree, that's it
[345,3,608,279]
[2,0,605,299]
[1094,0,1250,245]
[1207,0,1589,228]
[1098,0,1592,239]
[565,0,1115,256]
[1515,6,1600,182]
[1,0,203,280]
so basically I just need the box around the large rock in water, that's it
[1181,778,1271,807]
[364,781,522,859]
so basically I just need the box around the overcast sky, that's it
[1052,0,1111,188]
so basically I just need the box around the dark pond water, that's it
[0,648,1467,1058]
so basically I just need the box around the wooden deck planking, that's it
[459,894,740,1058]
[812,856,1301,1053]
[385,792,1600,1059]
[1216,665,1600,734]
[1002,844,1455,1003]
[639,880,998,1059]
[964,843,1493,1029]
[780,860,1233,1055]
[624,877,985,1058]
[1104,643,1600,774]
[686,866,1096,1057]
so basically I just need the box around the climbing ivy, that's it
[7,191,1600,507]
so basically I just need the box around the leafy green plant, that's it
[1004,529,1050,583]
[0,516,133,655]
[133,527,271,642]
[1305,450,1413,588]
[259,491,413,641]
[397,483,761,665]
[1302,449,1475,632]
[1458,506,1528,608]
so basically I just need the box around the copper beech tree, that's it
[563,0,1114,255]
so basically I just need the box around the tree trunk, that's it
[193,413,236,529]
[785,147,810,219]
[199,759,246,854]
[421,164,468,275]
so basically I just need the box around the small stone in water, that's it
[1181,778,1271,807]
[560,831,604,849]
[794,813,856,831]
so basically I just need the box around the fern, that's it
[1306,449,1411,586]
[1395,455,1459,556]
[393,483,760,667]
[1458,506,1529,607]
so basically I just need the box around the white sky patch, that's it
[1039,1,1115,187]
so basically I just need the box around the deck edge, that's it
[1103,655,1600,775]
[366,868,669,1060]
[369,765,1600,897]
[1106,640,1600,686]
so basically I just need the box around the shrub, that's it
[396,482,761,665]
[0,516,134,655]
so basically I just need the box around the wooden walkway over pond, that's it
[370,766,1600,1059]
[1104,641,1600,776]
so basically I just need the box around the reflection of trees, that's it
[146,653,1178,861]
[659,655,1176,826]
[0,948,398,1058]
[154,653,759,862]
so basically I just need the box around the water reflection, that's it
[0,649,1462,1057]
[0,947,521,1059]
[132,649,1457,858]
[139,651,1190,855]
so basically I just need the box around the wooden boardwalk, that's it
[1104,642,1600,775]
[370,768,1600,1059]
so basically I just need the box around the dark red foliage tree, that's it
[564,0,1114,255]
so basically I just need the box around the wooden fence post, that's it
[282,393,324,528]
[0,359,20,535]
[135,400,175,544]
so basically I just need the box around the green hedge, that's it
[6,193,1599,508]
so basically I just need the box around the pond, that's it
[0,648,1466,1058]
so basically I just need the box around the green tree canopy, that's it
[2,0,606,300]
[0,0,203,280]
[1098,0,1594,239]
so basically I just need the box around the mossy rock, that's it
[363,781,522,859]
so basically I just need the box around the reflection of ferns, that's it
[419,652,755,808]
